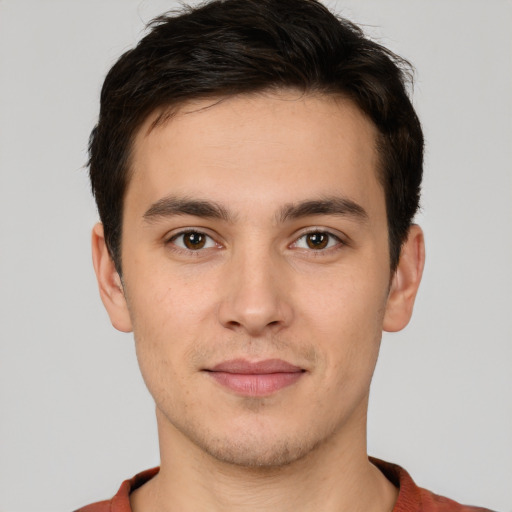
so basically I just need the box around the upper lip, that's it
[208,358,304,374]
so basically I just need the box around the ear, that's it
[91,223,133,333]
[383,224,425,332]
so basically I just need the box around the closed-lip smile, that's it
[205,358,305,396]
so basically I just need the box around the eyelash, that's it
[291,230,344,253]
[167,230,220,254]
[165,229,345,255]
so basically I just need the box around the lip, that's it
[205,358,305,397]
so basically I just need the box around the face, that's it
[93,91,423,468]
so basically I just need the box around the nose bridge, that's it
[218,235,291,335]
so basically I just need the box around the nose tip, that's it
[222,309,286,337]
[217,260,292,336]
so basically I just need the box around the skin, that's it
[92,90,425,512]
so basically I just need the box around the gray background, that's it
[0,1,510,511]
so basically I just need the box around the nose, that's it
[217,247,293,337]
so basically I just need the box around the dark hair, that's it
[89,0,423,273]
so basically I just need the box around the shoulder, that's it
[418,489,495,512]
[74,499,112,512]
[73,467,159,512]
[371,458,495,512]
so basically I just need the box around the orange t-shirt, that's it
[74,459,494,512]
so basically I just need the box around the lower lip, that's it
[208,371,303,396]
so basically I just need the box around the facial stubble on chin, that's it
[149,333,329,470]
[167,403,331,470]
[141,322,377,470]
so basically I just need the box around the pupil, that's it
[185,232,205,249]
[307,233,328,249]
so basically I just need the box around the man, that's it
[76,0,493,511]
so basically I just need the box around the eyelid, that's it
[165,227,223,252]
[163,226,347,254]
[290,228,347,251]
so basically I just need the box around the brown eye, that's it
[171,231,216,251]
[292,231,342,252]
[306,232,329,250]
[183,231,206,250]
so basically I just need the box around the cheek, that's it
[125,262,226,366]
[123,275,197,395]
[301,264,387,327]
[131,315,204,419]
[126,260,213,333]
[298,268,387,376]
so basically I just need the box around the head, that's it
[89,0,423,276]
[90,0,425,470]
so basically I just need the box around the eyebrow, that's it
[142,194,368,225]
[278,196,368,223]
[143,196,233,223]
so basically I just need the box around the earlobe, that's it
[91,223,133,333]
[383,224,425,333]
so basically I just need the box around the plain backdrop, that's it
[0,1,511,511]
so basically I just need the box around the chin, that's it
[199,434,320,468]
[173,413,332,469]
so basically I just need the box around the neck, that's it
[130,406,397,512]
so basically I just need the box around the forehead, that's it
[127,91,383,218]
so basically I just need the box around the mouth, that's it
[204,358,306,397]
